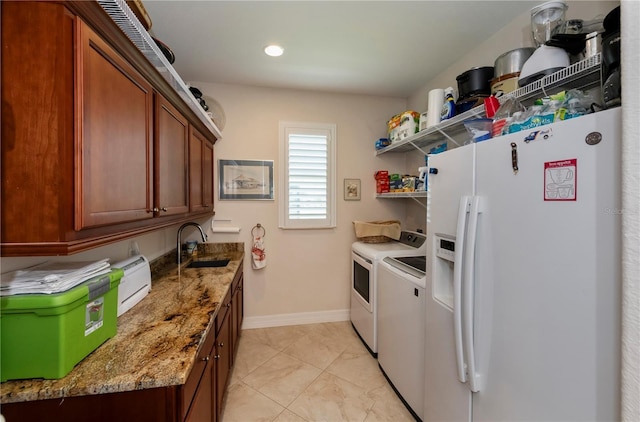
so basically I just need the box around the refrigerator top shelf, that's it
[376,53,602,156]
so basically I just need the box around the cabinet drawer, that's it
[215,287,232,334]
[180,324,215,421]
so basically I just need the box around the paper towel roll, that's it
[211,227,241,233]
[427,88,445,128]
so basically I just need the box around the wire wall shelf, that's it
[97,0,222,139]
[376,53,602,156]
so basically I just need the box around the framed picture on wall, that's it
[219,159,274,200]
[344,178,361,201]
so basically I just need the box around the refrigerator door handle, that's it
[454,196,471,383]
[464,196,482,392]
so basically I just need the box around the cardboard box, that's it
[390,179,404,192]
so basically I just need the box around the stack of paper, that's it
[0,259,111,296]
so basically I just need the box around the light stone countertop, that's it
[0,243,244,404]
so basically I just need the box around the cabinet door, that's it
[75,19,154,229]
[215,312,232,417]
[203,139,215,211]
[189,127,214,214]
[232,275,244,359]
[155,94,189,216]
[185,360,213,422]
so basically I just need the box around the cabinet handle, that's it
[218,342,224,348]
[147,208,159,213]
[226,303,231,308]
[214,354,221,360]
[160,207,168,212]
[202,356,210,362]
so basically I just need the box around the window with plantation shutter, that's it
[279,122,336,229]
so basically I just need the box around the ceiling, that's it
[143,1,539,98]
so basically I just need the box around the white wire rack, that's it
[97,0,222,139]
[376,53,603,156]
[503,53,602,102]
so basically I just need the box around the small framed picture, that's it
[219,159,274,200]
[344,178,361,201]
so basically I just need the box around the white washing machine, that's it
[350,230,426,356]
[377,255,427,420]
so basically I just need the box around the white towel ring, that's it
[252,223,266,238]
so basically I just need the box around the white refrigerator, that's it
[424,108,621,421]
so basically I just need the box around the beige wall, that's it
[191,83,410,325]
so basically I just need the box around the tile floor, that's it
[221,321,415,422]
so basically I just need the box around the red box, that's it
[374,170,389,180]
[376,179,390,193]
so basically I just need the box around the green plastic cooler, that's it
[0,268,123,381]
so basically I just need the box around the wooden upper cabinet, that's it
[189,127,215,214]
[155,94,189,217]
[0,2,218,256]
[75,19,154,230]
[203,140,215,211]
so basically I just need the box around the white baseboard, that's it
[241,309,350,330]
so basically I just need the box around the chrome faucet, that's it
[177,222,208,266]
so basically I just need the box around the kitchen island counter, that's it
[0,243,244,404]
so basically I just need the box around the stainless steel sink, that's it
[187,259,230,268]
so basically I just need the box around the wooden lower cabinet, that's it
[215,307,232,417]
[1,267,245,422]
[231,274,244,362]
[0,388,179,422]
[185,362,214,422]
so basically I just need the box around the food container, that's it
[0,269,123,381]
[456,67,494,101]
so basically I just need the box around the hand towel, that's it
[252,234,267,269]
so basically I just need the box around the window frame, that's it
[278,121,337,230]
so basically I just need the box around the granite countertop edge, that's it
[0,243,244,404]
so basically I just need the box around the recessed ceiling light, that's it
[264,45,284,57]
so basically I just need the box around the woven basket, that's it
[353,220,401,243]
[359,235,392,244]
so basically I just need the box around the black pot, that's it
[602,30,621,72]
[603,6,620,34]
[152,37,175,64]
[456,67,495,100]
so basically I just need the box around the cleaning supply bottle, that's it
[440,87,456,121]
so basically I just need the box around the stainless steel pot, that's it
[583,31,601,59]
[493,48,536,79]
